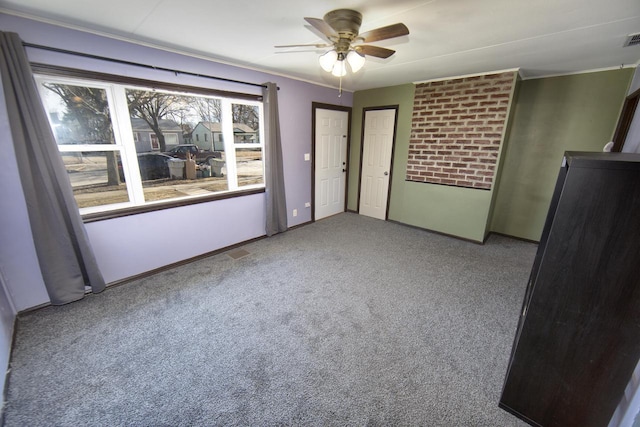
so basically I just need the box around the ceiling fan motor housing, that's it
[324,9,362,42]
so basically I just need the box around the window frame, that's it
[33,64,266,222]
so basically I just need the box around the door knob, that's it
[384,171,389,176]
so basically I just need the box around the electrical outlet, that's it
[293,209,298,217]
[304,202,311,208]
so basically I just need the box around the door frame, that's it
[311,102,352,222]
[612,86,640,152]
[357,105,399,220]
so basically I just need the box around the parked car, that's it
[165,144,222,164]
[118,152,173,182]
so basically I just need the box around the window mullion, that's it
[110,84,145,204]
[57,145,120,153]
[257,104,266,178]
[221,99,238,191]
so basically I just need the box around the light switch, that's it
[304,153,310,161]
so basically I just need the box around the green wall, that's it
[350,76,518,243]
[350,69,633,243]
[490,68,634,241]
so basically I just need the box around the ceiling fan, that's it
[275,9,409,78]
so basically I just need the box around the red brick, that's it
[477,113,497,119]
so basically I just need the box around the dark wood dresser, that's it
[500,151,640,427]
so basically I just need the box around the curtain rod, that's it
[23,42,274,90]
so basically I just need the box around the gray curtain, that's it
[262,82,288,236]
[0,31,105,305]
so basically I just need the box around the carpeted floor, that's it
[3,213,536,426]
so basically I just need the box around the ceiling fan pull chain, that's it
[339,74,343,97]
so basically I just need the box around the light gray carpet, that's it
[3,213,536,426]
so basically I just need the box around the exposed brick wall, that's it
[407,71,516,189]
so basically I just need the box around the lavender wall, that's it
[0,13,352,308]
[0,272,16,406]
[0,71,49,311]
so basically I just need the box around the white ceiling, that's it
[1,0,640,92]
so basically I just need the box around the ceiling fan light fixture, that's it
[346,50,365,73]
[319,50,338,72]
[331,59,347,77]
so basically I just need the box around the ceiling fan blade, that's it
[304,17,337,40]
[356,45,396,59]
[358,23,409,43]
[275,43,331,48]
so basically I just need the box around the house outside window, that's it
[36,74,265,216]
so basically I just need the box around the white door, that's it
[315,108,349,220]
[359,108,396,220]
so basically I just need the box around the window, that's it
[36,74,265,216]
[232,103,263,188]
[150,134,159,150]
